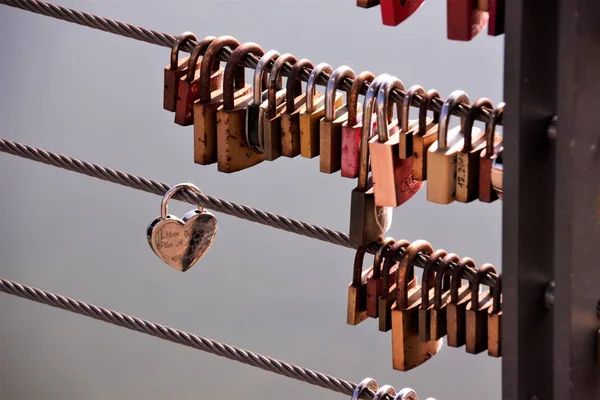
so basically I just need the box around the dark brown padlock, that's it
[488,273,502,357]
[466,264,496,354]
[347,246,372,326]
[412,89,441,181]
[418,249,448,342]
[378,240,410,332]
[366,237,395,318]
[174,36,223,126]
[164,32,197,112]
[430,252,459,341]
[281,59,311,158]
[479,102,504,203]
[215,43,264,173]
[446,257,475,347]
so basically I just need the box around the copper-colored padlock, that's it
[418,249,448,342]
[347,246,373,326]
[479,102,504,203]
[281,59,311,158]
[398,85,424,159]
[215,43,264,173]
[357,0,380,8]
[263,53,298,162]
[378,240,410,332]
[455,98,489,203]
[488,0,505,36]
[466,264,496,354]
[412,89,441,181]
[320,66,356,174]
[348,75,393,247]
[427,90,471,204]
[430,252,459,341]
[174,36,223,127]
[369,76,423,208]
[391,240,441,372]
[446,257,474,347]
[164,32,197,112]
[447,0,489,41]
[380,0,426,26]
[366,237,395,318]
[488,273,502,357]
[341,71,376,179]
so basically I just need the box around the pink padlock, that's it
[380,0,426,27]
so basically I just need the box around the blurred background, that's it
[0,1,503,399]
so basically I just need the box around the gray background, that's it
[0,1,503,399]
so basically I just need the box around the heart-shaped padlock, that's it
[147,183,218,271]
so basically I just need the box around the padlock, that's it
[479,102,504,203]
[427,90,471,204]
[380,0,426,27]
[430,252,459,341]
[491,150,503,200]
[391,240,441,372]
[348,74,393,247]
[193,37,251,165]
[215,43,264,173]
[488,0,505,36]
[320,66,356,174]
[263,53,298,162]
[366,237,395,318]
[378,240,410,332]
[164,32,197,112]
[347,246,372,326]
[357,0,379,8]
[245,50,283,154]
[398,85,424,159]
[478,0,488,10]
[341,71,376,179]
[455,97,490,203]
[418,249,448,342]
[488,273,502,357]
[174,36,224,127]
[412,89,441,181]
[447,0,489,41]
[466,264,496,354]
[281,59,311,158]
[446,257,474,347]
[369,76,424,208]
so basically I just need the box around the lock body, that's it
[175,68,223,126]
[164,55,191,112]
[447,0,489,41]
[427,126,466,204]
[281,94,308,158]
[488,0,505,36]
[412,119,439,181]
[380,0,425,26]
[320,108,351,174]
[466,290,493,354]
[456,128,485,202]
[446,285,471,347]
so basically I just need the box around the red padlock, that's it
[447,0,489,41]
[380,0,426,27]
[488,0,505,36]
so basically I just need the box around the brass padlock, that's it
[491,149,503,200]
[174,36,223,127]
[215,43,264,173]
[446,257,474,347]
[479,102,504,203]
[245,50,282,154]
[378,240,410,332]
[366,237,395,318]
[164,32,197,112]
[348,75,393,247]
[427,90,471,204]
[281,59,311,158]
[347,246,372,326]
[412,89,441,181]
[391,240,441,372]
[455,98,489,203]
[398,85,424,159]
[466,264,496,354]
[488,273,502,358]
[320,66,356,174]
[418,249,448,342]
[430,252,459,341]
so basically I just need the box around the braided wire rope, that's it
[0,0,496,124]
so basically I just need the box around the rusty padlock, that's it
[456,98,489,203]
[348,75,393,247]
[341,71,376,179]
[391,240,441,372]
[430,252,459,341]
[447,0,489,41]
[488,0,505,36]
[369,76,423,208]
[164,32,197,112]
[194,37,251,165]
[215,43,264,173]
[446,257,474,347]
[174,36,223,126]
[427,90,471,204]
[378,240,410,332]
[479,102,504,203]
[347,246,372,326]
[367,237,395,318]
[380,0,426,26]
[281,59,311,158]
[466,264,496,354]
[412,89,441,181]
[418,249,447,342]
[398,85,424,159]
[488,273,502,357]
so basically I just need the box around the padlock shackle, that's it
[373,385,396,400]
[492,273,502,313]
[267,53,297,118]
[421,249,448,309]
[351,378,379,400]
[160,183,204,219]
[305,63,332,113]
[222,43,264,111]
[381,240,409,293]
[463,97,493,153]
[199,36,241,104]
[417,89,441,136]
[485,102,505,156]
[324,66,355,121]
[470,263,497,310]
[372,237,395,280]
[451,257,476,303]
[438,90,471,150]
[396,240,434,310]
[170,31,197,70]
[285,59,311,113]
[185,36,217,83]
[351,246,368,286]
[395,388,419,400]
[253,50,280,104]
[376,77,405,142]
[347,71,375,126]
[433,253,460,309]
[401,85,425,133]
